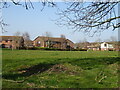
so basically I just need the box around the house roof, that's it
[0,36,23,41]
[34,36,74,44]
[101,42,113,44]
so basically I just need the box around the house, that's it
[87,46,100,51]
[75,42,90,49]
[0,36,24,49]
[24,40,34,48]
[87,42,100,51]
[33,36,74,49]
[101,42,114,51]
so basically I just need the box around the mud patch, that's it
[47,64,82,75]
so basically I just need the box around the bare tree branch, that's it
[56,2,120,36]
[0,0,56,33]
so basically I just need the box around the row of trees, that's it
[42,32,66,38]
[78,36,117,43]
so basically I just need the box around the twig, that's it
[3,79,25,83]
[98,76,107,83]
[95,70,103,81]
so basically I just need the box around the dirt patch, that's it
[48,64,68,72]
[47,64,81,75]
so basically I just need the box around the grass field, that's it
[2,49,120,88]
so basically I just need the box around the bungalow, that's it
[0,36,24,49]
[33,36,74,49]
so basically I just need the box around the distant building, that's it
[87,42,100,51]
[87,46,100,51]
[100,42,114,51]
[33,36,74,49]
[0,36,24,49]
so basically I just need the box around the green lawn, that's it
[1,49,120,88]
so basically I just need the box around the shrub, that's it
[26,47,63,51]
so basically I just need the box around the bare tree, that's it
[76,38,89,49]
[60,34,66,49]
[104,36,117,42]
[22,32,31,49]
[44,31,52,37]
[43,31,52,48]
[110,36,117,42]
[109,36,118,49]
[0,0,56,33]
[82,38,87,43]
[14,31,21,36]
[95,38,102,43]
[13,31,22,50]
[1,0,56,10]
[56,2,120,36]
[1,1,119,36]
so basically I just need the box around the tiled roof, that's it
[34,36,74,44]
[0,36,23,41]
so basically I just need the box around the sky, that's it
[2,2,119,43]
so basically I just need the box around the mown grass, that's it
[2,50,120,88]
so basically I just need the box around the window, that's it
[104,44,107,47]
[38,41,41,44]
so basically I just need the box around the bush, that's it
[19,46,88,51]
[108,49,114,51]
[26,47,63,51]
[73,48,87,51]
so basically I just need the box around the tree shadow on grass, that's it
[2,63,55,80]
[54,57,120,70]
[2,57,120,81]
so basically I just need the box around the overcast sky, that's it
[2,2,118,43]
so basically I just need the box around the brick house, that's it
[0,36,24,49]
[33,36,74,49]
